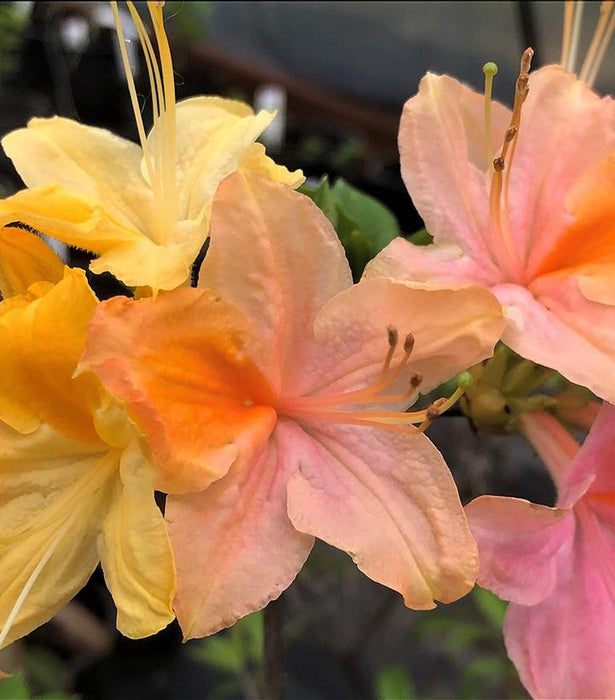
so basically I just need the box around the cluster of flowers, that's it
[1,1,615,697]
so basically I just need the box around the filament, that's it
[567,0,585,73]
[579,1,614,81]
[561,0,575,66]
[585,2,615,85]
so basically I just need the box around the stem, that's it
[264,594,285,700]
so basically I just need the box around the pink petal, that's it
[167,421,313,640]
[520,411,584,507]
[398,72,508,284]
[465,495,573,605]
[305,276,504,398]
[508,66,615,276]
[286,420,478,609]
[203,170,352,394]
[504,504,615,699]
[493,280,615,404]
[576,403,615,499]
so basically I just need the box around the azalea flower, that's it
[0,246,175,648]
[0,2,302,293]
[364,51,615,402]
[81,169,505,639]
[466,404,615,698]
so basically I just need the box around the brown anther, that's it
[493,157,505,172]
[505,126,517,142]
[426,397,448,420]
[387,325,398,348]
[520,47,534,75]
[403,332,415,354]
[409,373,423,388]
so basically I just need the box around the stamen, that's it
[379,325,399,381]
[482,62,499,171]
[585,2,615,86]
[579,1,614,81]
[561,0,575,67]
[568,0,585,73]
[488,48,533,282]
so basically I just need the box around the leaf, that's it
[0,674,30,699]
[408,228,433,246]
[376,664,416,700]
[472,586,507,628]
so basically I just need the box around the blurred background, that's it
[0,1,605,697]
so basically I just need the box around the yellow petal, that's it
[98,440,175,638]
[0,422,114,648]
[0,226,63,298]
[239,143,305,189]
[0,268,103,441]
[2,117,154,235]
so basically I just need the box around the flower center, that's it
[112,1,178,244]
[276,327,469,435]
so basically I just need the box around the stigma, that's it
[276,327,470,436]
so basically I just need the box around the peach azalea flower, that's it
[0,243,175,648]
[466,404,615,699]
[81,170,505,639]
[365,60,615,403]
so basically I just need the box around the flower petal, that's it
[0,226,63,298]
[307,276,504,397]
[465,495,573,605]
[507,67,615,275]
[168,421,314,640]
[286,420,477,608]
[98,440,175,638]
[0,268,102,441]
[398,72,508,281]
[203,169,352,393]
[0,422,113,648]
[2,117,153,234]
[81,288,278,493]
[504,504,615,699]
[493,280,615,404]
[574,403,615,500]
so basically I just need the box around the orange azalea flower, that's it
[81,170,505,639]
[0,236,175,648]
[0,2,302,293]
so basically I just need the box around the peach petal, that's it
[465,495,573,605]
[399,72,507,277]
[82,288,278,494]
[167,420,314,640]
[204,170,352,394]
[286,421,477,608]
[307,276,504,398]
[493,281,615,404]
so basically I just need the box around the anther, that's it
[493,157,505,172]
[426,397,448,420]
[387,325,399,348]
[409,373,422,389]
[403,332,415,354]
[505,126,517,142]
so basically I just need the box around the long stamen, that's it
[111,2,155,187]
[483,62,498,171]
[568,0,585,73]
[489,48,533,281]
[585,2,615,86]
[562,0,575,66]
[579,1,614,81]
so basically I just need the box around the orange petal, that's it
[82,288,278,493]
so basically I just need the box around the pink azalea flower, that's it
[365,60,615,402]
[466,404,615,698]
[79,170,504,639]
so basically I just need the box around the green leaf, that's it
[472,586,507,628]
[375,664,416,700]
[408,228,433,246]
[330,179,401,248]
[0,674,31,699]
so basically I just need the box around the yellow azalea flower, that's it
[0,261,175,649]
[0,2,303,293]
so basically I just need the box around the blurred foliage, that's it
[0,3,27,85]
[190,611,264,698]
[300,176,401,280]
[164,2,213,43]
[376,663,417,700]
[407,228,433,246]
